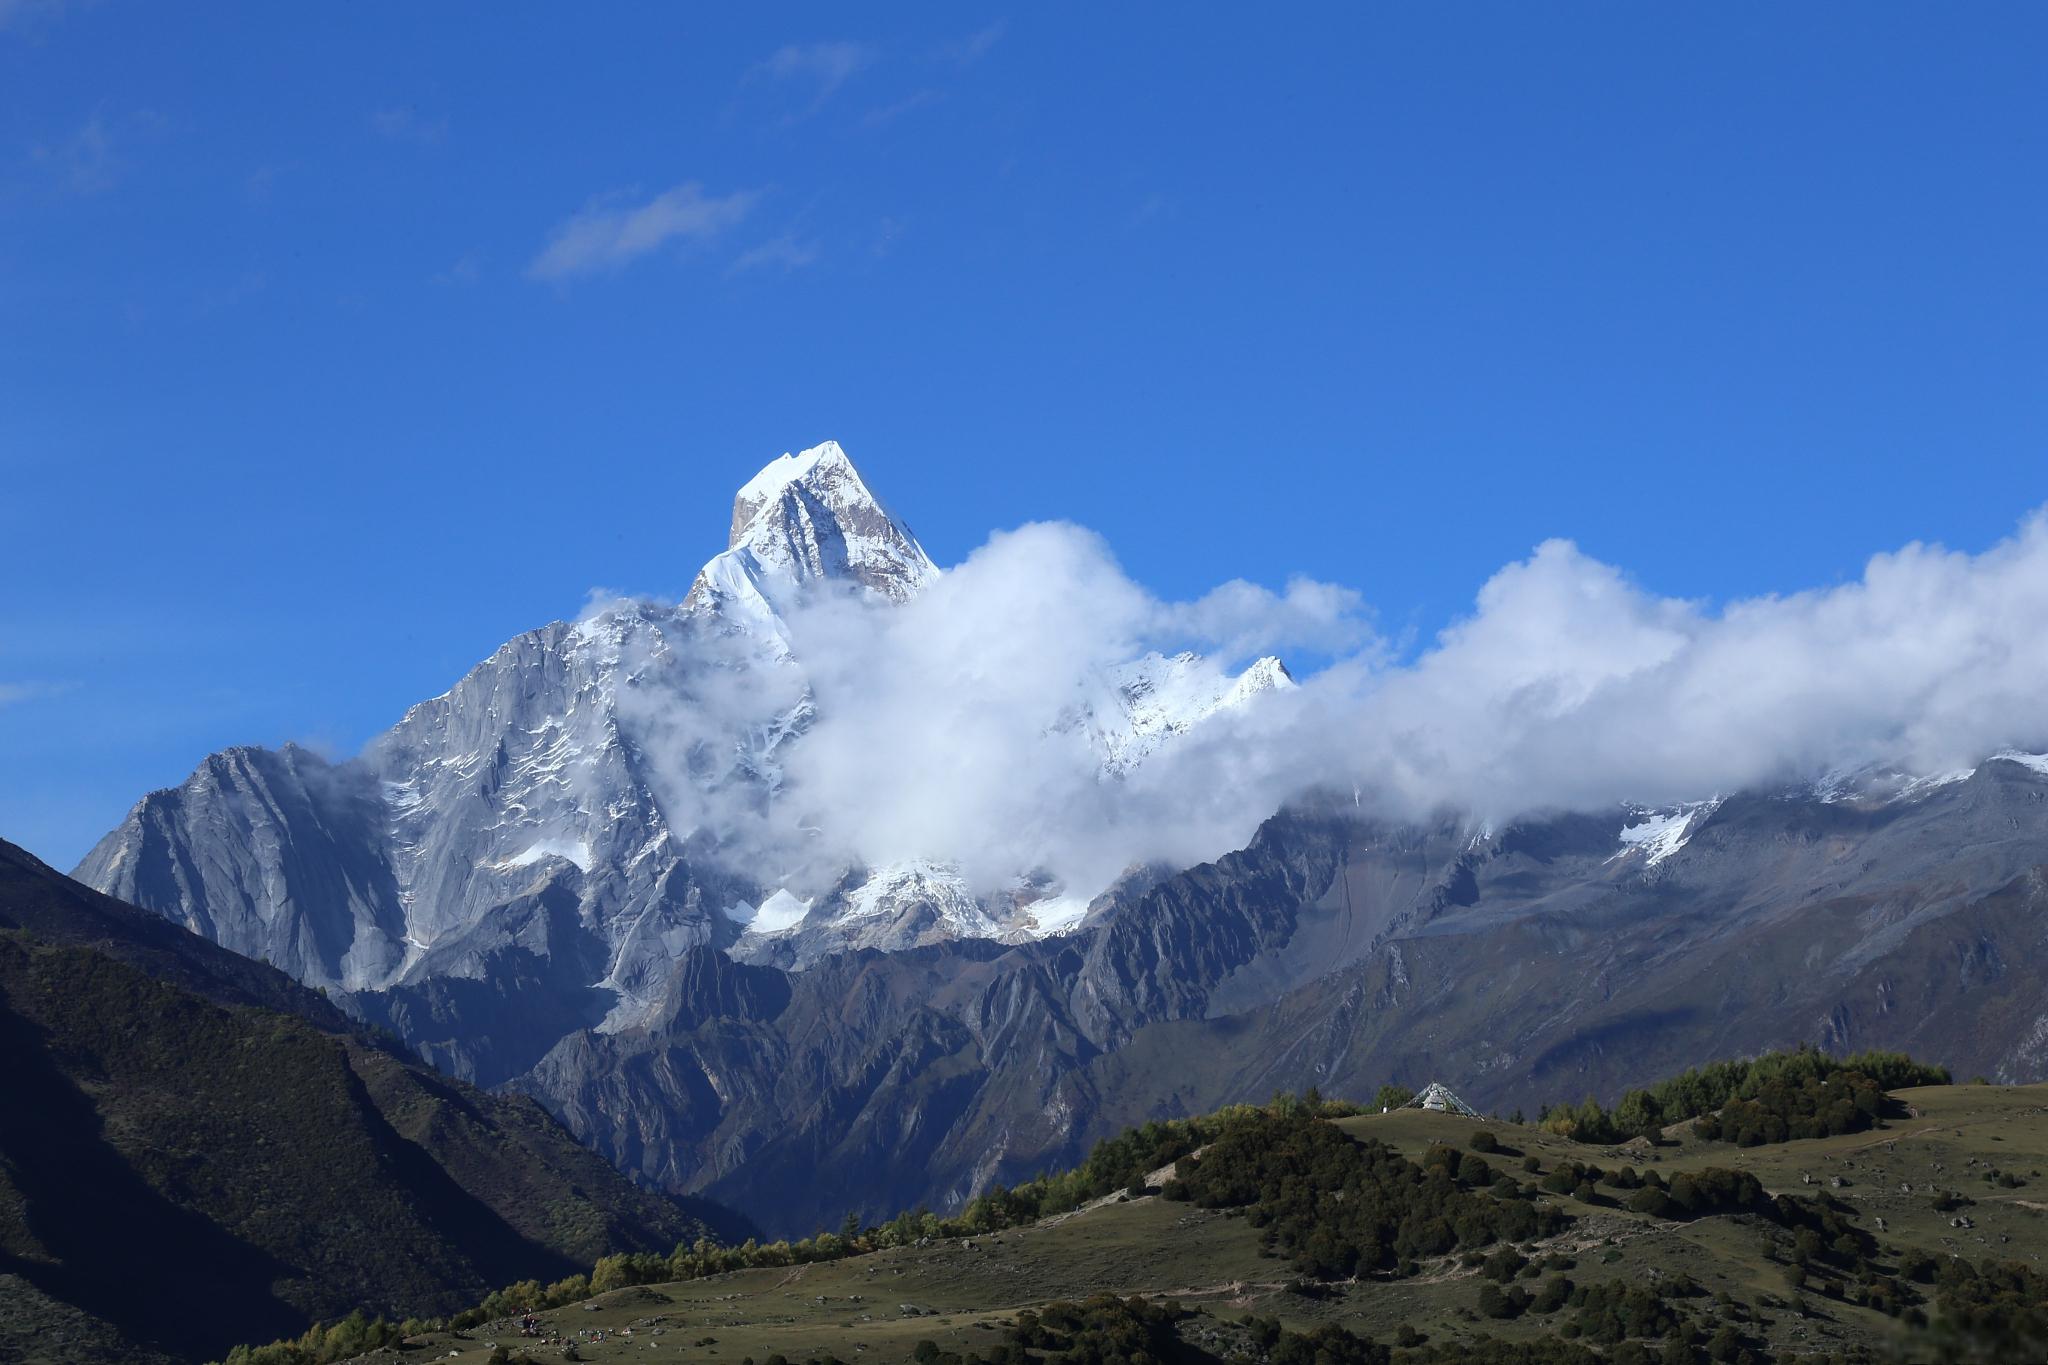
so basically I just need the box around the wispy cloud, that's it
[730,234,820,275]
[196,269,267,314]
[0,0,71,35]
[433,252,482,286]
[0,680,71,708]
[873,215,908,257]
[36,114,113,191]
[860,89,943,131]
[934,20,1006,65]
[753,39,876,117]
[31,108,169,194]
[370,105,448,146]
[1130,192,1179,229]
[527,181,760,282]
[243,163,284,204]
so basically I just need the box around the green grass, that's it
[369,1082,2048,1363]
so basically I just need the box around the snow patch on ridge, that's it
[726,888,812,935]
[500,838,593,872]
[1613,799,1721,866]
[1020,893,1090,936]
[840,860,1002,937]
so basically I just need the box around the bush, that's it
[1935,1257,2048,1356]
[1168,1110,1569,1280]
[1694,1070,1885,1145]
[1534,1047,1949,1149]
[1532,1274,1573,1314]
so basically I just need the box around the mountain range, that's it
[65,442,2048,1238]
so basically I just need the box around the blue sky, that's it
[3,4,2045,868]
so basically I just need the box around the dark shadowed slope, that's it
[0,839,727,1365]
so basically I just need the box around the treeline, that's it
[1533,1047,1948,1145]
[1163,1110,1569,1279]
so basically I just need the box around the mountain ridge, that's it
[75,441,1292,1040]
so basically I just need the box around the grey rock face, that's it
[74,743,407,989]
[517,760,2048,1236]
[71,449,914,1034]
[77,608,737,1036]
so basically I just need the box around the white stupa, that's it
[1403,1081,1481,1118]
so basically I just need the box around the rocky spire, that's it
[687,440,938,615]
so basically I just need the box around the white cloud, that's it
[432,252,481,286]
[1159,576,1376,660]
[527,181,760,282]
[34,113,114,193]
[0,0,69,35]
[371,106,448,145]
[859,90,942,131]
[0,681,70,707]
[1306,522,2048,823]
[607,505,2048,907]
[730,233,820,275]
[934,21,1006,65]
[754,40,876,114]
[32,107,169,194]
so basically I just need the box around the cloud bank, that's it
[611,510,2048,903]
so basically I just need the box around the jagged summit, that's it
[688,440,938,615]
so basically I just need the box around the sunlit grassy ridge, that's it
[220,1056,2048,1365]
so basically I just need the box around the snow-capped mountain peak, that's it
[75,439,1302,1022]
[690,440,938,615]
[1085,650,1296,775]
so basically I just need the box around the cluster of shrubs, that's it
[1533,1046,1947,1145]
[1622,1168,1771,1221]
[910,1295,1201,1365]
[913,1296,1460,1365]
[919,1295,1618,1365]
[1161,1110,1569,1279]
[1691,1070,1884,1145]
[1918,1254,2048,1356]
[216,1312,423,1365]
